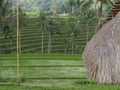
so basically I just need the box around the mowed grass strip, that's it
[0,54,84,79]
[0,84,120,90]
[0,67,86,78]
[0,54,87,88]
[1,54,83,60]
[1,60,84,66]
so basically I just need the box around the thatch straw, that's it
[82,11,120,84]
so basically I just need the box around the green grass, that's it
[1,54,120,90]
[25,12,39,18]
[0,67,86,78]
[1,54,83,60]
[0,84,120,90]
[1,60,83,66]
[0,54,85,80]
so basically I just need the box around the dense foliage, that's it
[0,0,117,54]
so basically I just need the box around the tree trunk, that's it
[63,10,66,15]
[64,40,67,54]
[48,32,52,54]
[19,29,21,54]
[71,6,75,14]
[72,36,74,54]
[41,31,44,53]
[10,39,12,53]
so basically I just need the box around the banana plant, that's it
[47,18,61,54]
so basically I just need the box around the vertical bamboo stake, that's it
[86,21,89,44]
[16,0,21,83]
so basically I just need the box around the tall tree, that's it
[47,18,60,54]
[38,12,47,53]
[68,0,76,14]
[93,0,114,28]
[0,0,13,53]
[67,16,77,54]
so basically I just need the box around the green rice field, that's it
[0,54,120,90]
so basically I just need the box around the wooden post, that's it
[16,0,21,83]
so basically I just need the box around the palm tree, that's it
[12,7,27,54]
[0,0,6,53]
[62,4,66,14]
[95,0,113,15]
[47,18,55,54]
[79,10,97,43]
[1,24,13,53]
[67,0,93,16]
[68,0,76,14]
[0,0,13,53]
[79,0,114,31]
[47,18,61,54]
[38,12,47,54]
[93,0,114,29]
[66,16,77,54]
[0,0,4,17]
[51,0,57,16]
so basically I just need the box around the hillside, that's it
[0,16,96,54]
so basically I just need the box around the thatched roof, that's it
[82,1,120,84]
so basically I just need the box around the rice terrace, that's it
[0,0,120,90]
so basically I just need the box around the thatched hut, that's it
[82,1,120,84]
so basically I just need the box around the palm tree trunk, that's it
[41,31,44,53]
[64,40,67,54]
[10,39,12,53]
[107,0,113,6]
[48,32,52,54]
[72,37,74,54]
[72,6,75,14]
[19,29,21,54]
[64,10,66,15]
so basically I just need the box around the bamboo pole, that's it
[86,21,89,44]
[16,0,21,83]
